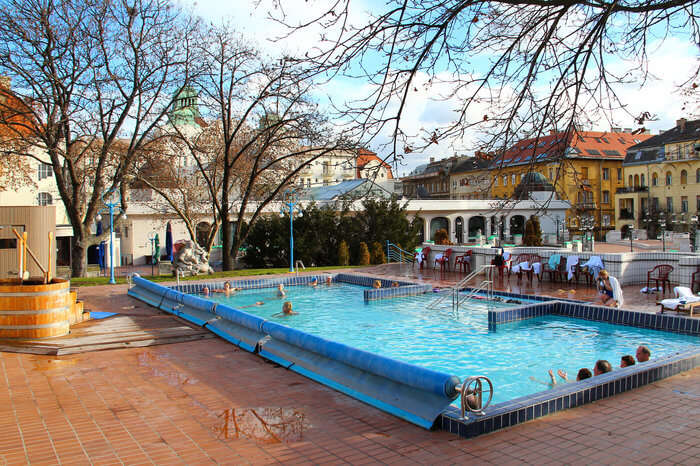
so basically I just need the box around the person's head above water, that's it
[594,359,612,375]
[391,281,400,288]
[576,368,592,381]
[636,345,651,362]
[372,280,381,289]
[202,286,210,296]
[325,276,332,285]
[621,355,636,368]
[310,278,318,286]
[282,301,293,314]
[223,281,231,290]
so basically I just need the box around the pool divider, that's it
[127,274,461,429]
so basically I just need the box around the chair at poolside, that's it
[691,266,700,293]
[434,248,453,272]
[413,246,431,270]
[510,253,542,283]
[543,255,567,282]
[658,286,700,316]
[454,250,472,274]
[490,251,510,279]
[647,264,673,295]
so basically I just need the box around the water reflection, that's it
[136,352,197,387]
[213,407,308,444]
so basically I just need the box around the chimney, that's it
[677,118,687,131]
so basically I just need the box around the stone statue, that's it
[172,240,214,276]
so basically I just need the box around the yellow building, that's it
[489,130,651,239]
[616,118,700,235]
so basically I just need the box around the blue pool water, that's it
[204,283,699,404]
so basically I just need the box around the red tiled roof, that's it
[491,130,654,168]
[357,148,393,179]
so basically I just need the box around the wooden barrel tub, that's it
[0,278,71,338]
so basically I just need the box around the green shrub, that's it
[370,241,386,264]
[524,215,543,246]
[358,242,370,265]
[338,240,350,266]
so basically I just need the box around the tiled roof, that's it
[490,130,653,168]
[625,119,700,152]
[356,148,393,179]
[450,156,491,174]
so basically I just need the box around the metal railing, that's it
[386,241,415,264]
[294,260,305,274]
[427,264,494,310]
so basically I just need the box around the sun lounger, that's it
[658,286,700,315]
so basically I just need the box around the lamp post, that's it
[691,213,699,252]
[95,188,125,284]
[147,231,157,277]
[580,215,595,251]
[659,211,666,252]
[555,215,561,243]
[281,189,301,272]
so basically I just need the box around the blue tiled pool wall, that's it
[170,274,334,294]
[326,273,432,301]
[440,348,700,438]
[488,300,700,336]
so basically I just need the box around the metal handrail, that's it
[457,376,494,418]
[427,264,494,309]
[294,260,305,274]
[386,241,415,264]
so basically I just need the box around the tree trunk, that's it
[222,217,233,271]
[70,229,88,278]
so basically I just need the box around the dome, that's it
[514,171,555,200]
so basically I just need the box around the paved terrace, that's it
[0,271,698,464]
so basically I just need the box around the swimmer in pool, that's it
[372,280,381,289]
[276,283,286,297]
[240,301,264,308]
[309,278,318,287]
[273,301,297,316]
[325,276,332,285]
[391,281,400,288]
[202,286,210,296]
[213,281,237,297]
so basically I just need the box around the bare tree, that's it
[186,25,354,270]
[0,0,197,276]
[273,0,699,165]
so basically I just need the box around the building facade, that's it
[616,118,700,235]
[489,129,652,239]
[401,156,466,199]
[448,154,492,200]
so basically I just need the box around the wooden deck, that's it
[0,311,213,355]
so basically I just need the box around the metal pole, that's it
[108,203,115,284]
[150,238,154,277]
[289,201,294,273]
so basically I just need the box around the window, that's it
[666,171,672,185]
[697,169,700,183]
[634,174,639,187]
[37,192,52,206]
[602,215,610,226]
[652,173,658,186]
[681,169,688,184]
[697,196,700,212]
[581,167,589,179]
[682,196,688,213]
[666,197,673,213]
[602,150,621,156]
[586,149,600,156]
[549,168,553,180]
[511,174,516,185]
[38,163,52,180]
[602,168,609,180]
[628,175,633,187]
[602,191,609,204]
[641,174,645,187]
[494,176,498,186]
[653,197,659,211]
[503,175,508,186]
[617,168,622,181]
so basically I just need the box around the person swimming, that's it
[273,301,297,316]
[309,278,318,287]
[202,286,210,296]
[325,276,332,285]
[372,280,382,289]
[391,281,400,288]
[212,281,237,296]
[240,301,264,308]
[276,283,286,297]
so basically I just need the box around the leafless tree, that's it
[183,25,355,270]
[272,0,699,166]
[0,0,197,276]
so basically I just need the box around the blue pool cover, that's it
[128,275,460,429]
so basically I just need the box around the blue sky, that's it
[182,0,699,176]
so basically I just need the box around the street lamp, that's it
[281,189,301,272]
[555,215,561,243]
[659,211,666,252]
[579,214,595,251]
[147,231,157,277]
[95,188,126,284]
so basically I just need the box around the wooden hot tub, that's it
[0,278,71,338]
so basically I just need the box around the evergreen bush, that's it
[434,228,450,245]
[370,241,386,264]
[523,215,543,246]
[358,242,370,265]
[338,240,350,266]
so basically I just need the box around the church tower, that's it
[168,86,201,127]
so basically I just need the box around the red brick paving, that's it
[0,271,697,464]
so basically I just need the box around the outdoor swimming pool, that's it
[203,283,700,404]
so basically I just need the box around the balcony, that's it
[576,202,597,210]
[616,186,648,194]
[619,209,634,220]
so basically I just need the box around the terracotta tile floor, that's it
[0,271,697,464]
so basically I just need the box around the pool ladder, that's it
[427,264,494,310]
[457,376,494,418]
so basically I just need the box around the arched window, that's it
[634,174,639,188]
[666,171,672,185]
[503,175,508,186]
[681,169,688,184]
[696,168,700,183]
[641,174,645,187]
[628,175,633,187]
[652,173,658,186]
[37,192,52,206]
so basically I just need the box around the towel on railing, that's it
[548,254,561,270]
[581,256,605,279]
[566,256,579,280]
